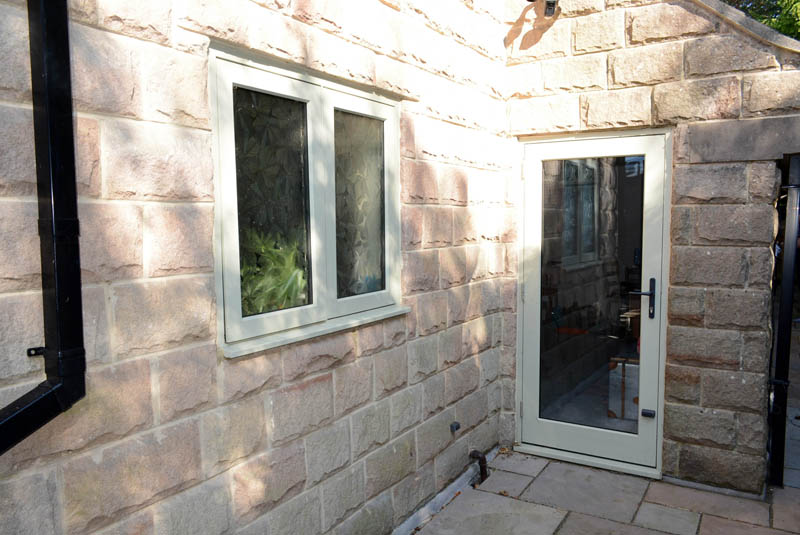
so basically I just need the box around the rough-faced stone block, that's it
[748,162,780,203]
[417,408,456,466]
[507,18,570,62]
[736,412,767,454]
[455,388,489,432]
[154,476,232,535]
[334,358,373,416]
[232,441,306,524]
[402,205,423,251]
[686,35,778,77]
[0,293,44,383]
[701,369,766,412]
[144,204,213,277]
[334,492,393,535]
[80,201,143,282]
[358,322,384,356]
[305,420,351,486]
[609,42,682,87]
[745,71,800,117]
[102,120,213,200]
[627,4,718,44]
[351,400,391,459]
[678,444,765,493]
[158,344,216,422]
[672,164,748,205]
[416,291,448,336]
[98,0,172,44]
[112,277,215,358]
[0,5,31,102]
[201,396,266,477]
[439,164,469,206]
[222,350,282,403]
[670,246,747,287]
[401,159,439,204]
[742,331,770,373]
[747,247,774,289]
[572,11,624,54]
[668,287,705,327]
[408,336,438,384]
[463,317,491,357]
[665,403,735,448]
[654,78,741,124]
[508,94,580,134]
[0,106,35,196]
[445,357,480,405]
[687,116,800,163]
[0,201,40,292]
[480,349,500,386]
[178,0,251,45]
[665,364,701,404]
[375,346,408,399]
[453,207,479,246]
[270,374,333,445]
[667,326,740,369]
[403,250,440,294]
[143,46,211,125]
[581,87,652,129]
[268,490,322,535]
[365,432,416,498]
[694,205,776,246]
[384,316,407,348]
[393,462,435,523]
[705,289,770,330]
[283,331,356,382]
[0,470,59,535]
[541,54,606,92]
[434,438,470,489]
[63,420,202,533]
[390,386,423,438]
[96,510,154,535]
[322,464,366,531]
[423,373,446,418]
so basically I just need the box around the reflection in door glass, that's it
[539,156,644,434]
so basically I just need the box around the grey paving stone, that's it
[519,463,649,523]
[558,513,664,535]
[419,487,565,535]
[476,470,533,498]
[772,486,800,533]
[645,481,769,526]
[633,503,700,535]
[488,452,548,477]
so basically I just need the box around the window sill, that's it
[221,303,410,359]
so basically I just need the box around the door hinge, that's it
[519,401,523,418]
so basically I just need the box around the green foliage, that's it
[724,0,800,39]
[239,227,308,316]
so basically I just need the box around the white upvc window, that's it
[211,53,404,356]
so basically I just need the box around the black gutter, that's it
[0,0,85,456]
[769,154,800,486]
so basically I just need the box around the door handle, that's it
[629,278,656,319]
[641,409,656,418]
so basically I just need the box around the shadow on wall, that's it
[504,2,562,50]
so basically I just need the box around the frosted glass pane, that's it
[334,110,385,298]
[233,87,312,317]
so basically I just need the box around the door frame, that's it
[513,128,673,479]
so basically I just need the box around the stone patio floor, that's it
[417,452,800,535]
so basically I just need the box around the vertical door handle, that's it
[629,278,656,319]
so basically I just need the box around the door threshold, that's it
[515,443,661,479]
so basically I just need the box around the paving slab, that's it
[633,503,700,535]
[519,462,649,523]
[418,487,565,535]
[785,468,800,488]
[489,452,548,478]
[645,482,770,526]
[699,515,785,535]
[772,486,800,533]
[476,470,534,498]
[557,512,663,535]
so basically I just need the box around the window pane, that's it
[562,161,578,258]
[580,165,596,255]
[334,110,385,298]
[233,87,312,317]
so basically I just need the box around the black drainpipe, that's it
[0,0,85,456]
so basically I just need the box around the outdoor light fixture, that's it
[527,0,558,16]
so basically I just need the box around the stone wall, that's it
[0,1,516,533]
[505,0,799,492]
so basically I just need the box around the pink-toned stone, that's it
[581,87,652,129]
[685,35,778,77]
[423,206,453,248]
[357,322,385,356]
[178,0,251,45]
[439,165,469,206]
[440,247,468,288]
[572,11,624,54]
[541,54,606,92]
[383,316,407,347]
[80,202,143,283]
[416,291,448,336]
[334,358,373,416]
[283,331,356,382]
[509,94,580,134]
[463,317,491,357]
[144,203,213,277]
[375,346,408,398]
[222,350,282,403]
[627,4,718,44]
[97,0,172,43]
[0,470,59,535]
[402,250,440,294]
[0,201,40,291]
[201,396,266,477]
[0,106,35,195]
[270,374,333,444]
[158,344,216,422]
[0,293,44,382]
[744,71,800,117]
[453,207,479,246]
[402,205,424,251]
[654,77,741,124]
[609,42,682,87]
[445,357,480,405]
[0,4,32,101]
[142,46,210,128]
[402,159,439,204]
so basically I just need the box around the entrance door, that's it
[521,133,666,469]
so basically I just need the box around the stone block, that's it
[154,476,232,535]
[736,412,767,454]
[747,247,774,289]
[502,378,516,411]
[80,201,143,282]
[558,0,604,16]
[351,400,391,459]
[401,159,439,204]
[402,205,423,251]
[465,245,488,282]
[440,247,467,289]
[500,346,517,378]
[678,444,765,492]
[417,408,456,465]
[402,250,440,294]
[321,464,366,531]
[671,206,693,245]
[375,346,408,399]
[222,350,282,403]
[141,46,210,128]
[111,277,215,358]
[305,420,351,486]
[96,510,154,535]
[334,358,373,416]
[144,204,213,277]
[0,106,35,196]
[672,164,748,205]
[488,381,502,414]
[393,461,435,523]
[500,411,516,445]
[400,113,416,158]
[98,0,172,44]
[667,326,741,369]
[283,331,356,382]
[748,162,780,203]
[745,71,800,117]
[157,344,216,422]
[541,54,606,92]
[201,397,266,477]
[365,432,416,498]
[423,373,446,418]
[609,42,682,87]
[270,374,333,444]
[507,18,571,62]
[416,291,448,336]
[70,24,141,117]
[63,420,202,533]
[0,201,40,292]
[480,349,500,386]
[508,94,580,134]
[455,388,489,432]
[701,369,766,412]
[654,78,741,124]
[447,285,479,326]
[581,87,652,129]
[627,4,718,44]
[0,5,32,102]
[705,289,771,330]
[687,116,800,163]
[0,293,44,382]
[463,317,491,357]
[694,205,776,246]
[572,11,624,54]
[668,287,705,327]
[102,120,213,200]
[502,313,517,348]
[391,386,423,437]
[468,413,499,453]
[408,336,438,384]
[358,322,384,356]
[438,164,469,206]
[453,207,479,246]
[178,0,251,45]
[435,439,470,489]
[686,35,778,77]
[384,316,407,348]
[670,246,747,287]
[268,490,322,535]
[665,364,701,404]
[0,470,59,535]
[232,441,306,523]
[664,403,735,448]
[75,117,101,197]
[334,492,393,535]
[742,331,770,373]
[445,357,481,405]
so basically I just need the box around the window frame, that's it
[211,52,404,356]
